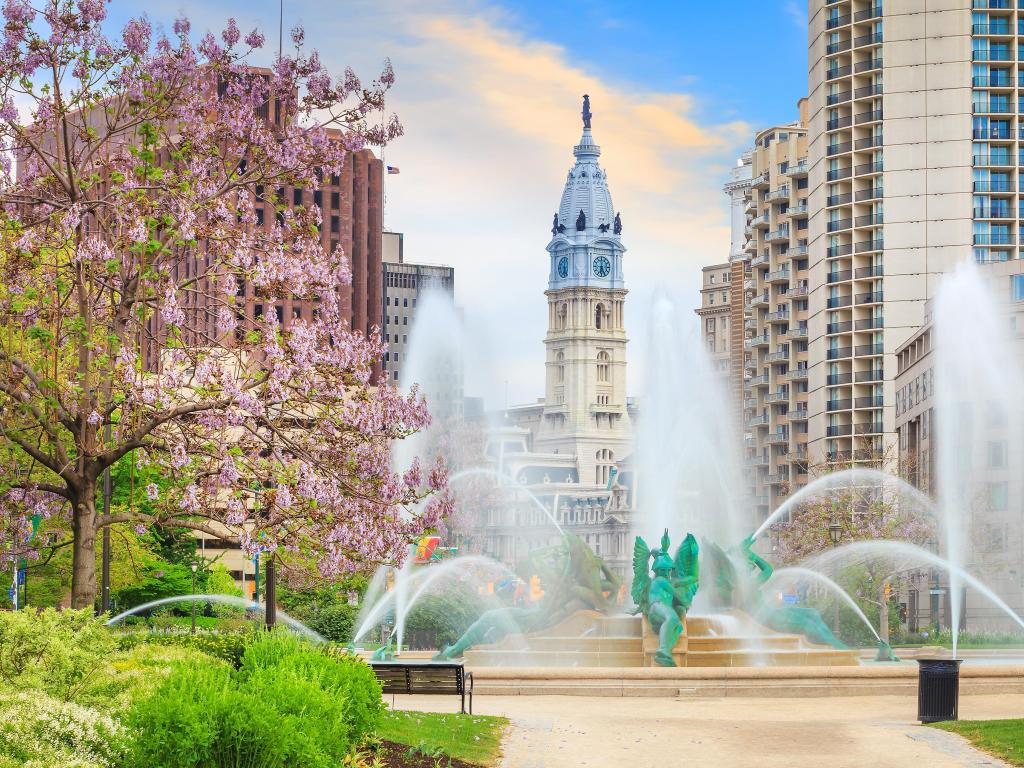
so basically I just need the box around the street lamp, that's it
[828,521,842,636]
[190,562,198,635]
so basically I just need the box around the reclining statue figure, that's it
[433,532,619,660]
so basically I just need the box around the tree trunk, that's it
[878,582,890,644]
[70,480,98,609]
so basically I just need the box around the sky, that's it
[100,0,808,407]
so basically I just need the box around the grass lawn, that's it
[931,720,1024,765]
[376,709,509,766]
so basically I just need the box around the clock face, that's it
[557,256,569,279]
[593,255,611,278]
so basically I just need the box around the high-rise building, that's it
[380,231,456,386]
[725,151,754,431]
[695,263,733,393]
[737,104,812,519]
[805,0,974,468]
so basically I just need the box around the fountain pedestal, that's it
[461,609,862,667]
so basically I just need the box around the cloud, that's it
[111,0,752,406]
[784,0,808,31]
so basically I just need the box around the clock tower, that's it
[538,96,631,484]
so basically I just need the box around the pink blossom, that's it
[122,18,150,56]
[145,483,159,501]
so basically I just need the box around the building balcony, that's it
[766,308,790,324]
[826,38,852,55]
[767,472,789,485]
[854,342,884,355]
[973,233,1016,245]
[826,424,853,437]
[792,244,809,257]
[853,31,884,49]
[827,346,853,360]
[827,398,852,412]
[788,284,809,298]
[751,213,770,229]
[855,396,885,408]
[766,431,790,445]
[827,191,852,207]
[854,57,883,74]
[746,196,758,213]
[854,108,883,125]
[752,253,770,267]
[973,22,1013,35]
[751,170,770,189]
[752,454,770,467]
[765,346,790,363]
[854,422,884,435]
[789,407,809,421]
[828,218,853,233]
[747,414,770,427]
[855,187,883,202]
[784,159,808,177]
[855,238,884,253]
[767,186,791,203]
[749,374,769,387]
[785,368,809,381]
[854,161,883,176]
[826,13,851,30]
[855,368,884,382]
[973,180,1013,193]
[784,203,809,217]
[764,390,789,404]
[973,75,1014,89]
[745,333,770,349]
[787,325,809,339]
[766,267,791,284]
[827,372,853,386]
[855,291,884,305]
[827,295,853,309]
[854,265,884,279]
[855,213,884,227]
[766,228,791,242]
[973,126,1013,139]
[973,154,1014,167]
[828,269,852,284]
[744,317,758,330]
[974,206,1014,219]
[827,166,853,181]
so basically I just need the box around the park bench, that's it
[370,661,474,714]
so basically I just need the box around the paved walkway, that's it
[389,693,1024,767]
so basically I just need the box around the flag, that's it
[387,165,400,175]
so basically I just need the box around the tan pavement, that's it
[388,693,1024,767]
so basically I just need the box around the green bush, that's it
[305,601,358,643]
[242,634,383,741]
[0,689,126,768]
[0,608,115,702]
[117,630,252,667]
[122,633,383,767]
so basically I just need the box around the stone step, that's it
[465,649,646,667]
[686,635,806,651]
[683,649,860,667]
[482,636,644,653]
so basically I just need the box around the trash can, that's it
[917,659,962,723]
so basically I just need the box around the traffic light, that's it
[529,575,543,602]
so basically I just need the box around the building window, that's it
[596,449,615,486]
[555,350,565,383]
[988,441,1007,468]
[595,303,605,329]
[1012,274,1024,301]
[989,481,1009,511]
[597,351,610,382]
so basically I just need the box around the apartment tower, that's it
[742,104,812,519]
[806,0,975,468]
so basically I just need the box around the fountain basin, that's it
[462,610,861,668]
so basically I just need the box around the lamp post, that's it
[190,562,198,635]
[828,520,842,636]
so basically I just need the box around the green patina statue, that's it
[704,534,846,650]
[432,532,619,661]
[631,530,699,667]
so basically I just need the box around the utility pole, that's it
[101,422,111,614]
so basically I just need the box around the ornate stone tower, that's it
[538,96,632,485]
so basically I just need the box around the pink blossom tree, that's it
[0,0,451,608]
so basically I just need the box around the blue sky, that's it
[97,0,809,406]
[492,0,808,128]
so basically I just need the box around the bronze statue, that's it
[551,212,559,236]
[613,212,622,235]
[598,223,610,233]
[576,209,586,231]
[582,94,592,129]
[631,530,699,667]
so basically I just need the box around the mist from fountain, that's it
[351,555,518,647]
[752,467,937,541]
[802,540,1024,635]
[633,292,747,545]
[450,467,566,536]
[770,566,880,643]
[105,594,325,640]
[931,260,1024,655]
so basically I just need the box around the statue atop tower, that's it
[582,94,593,130]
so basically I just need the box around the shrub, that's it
[122,633,383,767]
[116,629,252,667]
[0,689,126,768]
[305,601,358,642]
[0,608,115,702]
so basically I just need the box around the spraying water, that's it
[932,260,1024,655]
[633,292,746,544]
[106,594,325,641]
[770,567,880,643]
